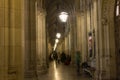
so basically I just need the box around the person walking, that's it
[60,51,66,64]
[53,51,58,64]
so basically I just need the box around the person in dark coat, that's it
[60,52,66,63]
[53,51,58,63]
[75,50,81,75]
[65,54,71,65]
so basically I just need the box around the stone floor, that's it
[38,61,92,80]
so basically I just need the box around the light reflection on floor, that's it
[54,61,60,80]
[38,61,90,80]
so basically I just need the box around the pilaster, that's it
[95,0,116,80]
[24,0,37,80]
[36,2,47,76]
[0,0,8,79]
[0,0,25,80]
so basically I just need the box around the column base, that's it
[95,70,117,80]
[37,64,48,75]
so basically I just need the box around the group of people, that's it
[49,50,84,75]
[49,51,71,65]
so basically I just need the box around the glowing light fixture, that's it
[55,39,59,43]
[56,33,61,38]
[59,12,68,22]
[54,43,57,51]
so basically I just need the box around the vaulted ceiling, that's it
[45,0,75,46]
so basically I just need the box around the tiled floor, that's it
[38,61,91,80]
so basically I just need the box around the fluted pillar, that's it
[95,0,116,79]
[0,0,24,80]
[80,0,88,62]
[36,9,47,74]
[0,0,8,79]
[76,12,82,52]
[24,0,37,80]
[65,36,69,54]
[8,0,24,79]
[91,0,99,79]
[68,14,77,64]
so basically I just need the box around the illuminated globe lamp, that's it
[55,39,59,43]
[56,33,61,38]
[59,12,68,22]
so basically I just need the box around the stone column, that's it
[62,41,65,52]
[76,12,82,52]
[36,9,47,74]
[106,0,116,79]
[69,15,76,64]
[68,34,71,55]
[91,0,99,79]
[24,0,37,80]
[96,0,116,79]
[96,0,106,79]
[65,36,69,54]
[5,0,24,80]
[80,0,88,62]
[0,0,8,79]
[0,0,25,79]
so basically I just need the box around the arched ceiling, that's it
[45,0,75,46]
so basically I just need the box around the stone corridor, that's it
[0,0,118,79]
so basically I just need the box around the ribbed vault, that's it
[45,0,75,46]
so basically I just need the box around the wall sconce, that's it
[59,12,68,22]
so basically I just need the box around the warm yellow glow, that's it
[53,61,60,80]
[116,5,119,16]
[54,43,57,51]
[55,39,59,43]
[56,33,61,38]
[59,12,68,22]
[53,39,59,50]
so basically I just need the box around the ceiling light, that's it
[55,39,59,43]
[59,12,68,22]
[56,33,61,38]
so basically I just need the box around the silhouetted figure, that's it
[49,52,54,61]
[81,62,90,69]
[65,55,71,65]
[57,52,61,64]
[60,52,66,63]
[53,51,58,64]
[75,51,81,75]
